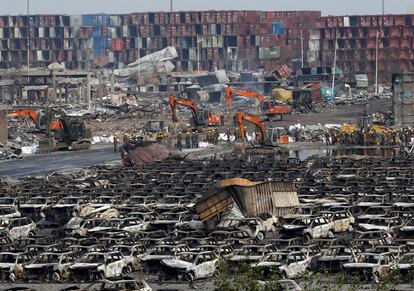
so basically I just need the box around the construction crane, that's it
[169,95,222,126]
[225,87,292,120]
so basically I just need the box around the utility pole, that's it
[26,0,30,68]
[300,29,304,68]
[332,29,337,99]
[375,0,385,95]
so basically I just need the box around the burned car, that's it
[24,252,77,282]
[69,251,130,281]
[254,251,311,279]
[279,216,334,242]
[0,217,36,240]
[0,252,32,282]
[97,278,152,291]
[160,251,219,282]
[343,252,397,282]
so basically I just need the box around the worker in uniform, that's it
[225,128,232,142]
[243,127,248,141]
[191,131,196,148]
[113,135,119,153]
[185,131,191,149]
[194,131,199,148]
[176,132,183,151]
[325,131,330,146]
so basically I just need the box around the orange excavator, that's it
[7,109,64,131]
[225,87,265,109]
[225,87,292,120]
[169,95,222,127]
[234,110,288,148]
[7,108,91,153]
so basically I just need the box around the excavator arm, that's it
[7,109,40,123]
[169,95,200,124]
[225,87,265,109]
[234,110,266,144]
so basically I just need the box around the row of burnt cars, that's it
[0,157,413,289]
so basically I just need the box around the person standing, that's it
[194,131,199,148]
[225,128,232,142]
[220,115,225,126]
[177,132,183,151]
[185,131,191,149]
[113,135,119,153]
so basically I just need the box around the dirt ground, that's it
[86,98,392,139]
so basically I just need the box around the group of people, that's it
[325,127,413,147]
[176,130,199,151]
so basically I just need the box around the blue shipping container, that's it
[96,14,109,26]
[94,48,104,57]
[92,26,101,38]
[272,22,285,35]
[93,37,107,49]
[82,15,98,26]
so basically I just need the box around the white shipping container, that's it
[14,28,20,38]
[0,28,3,39]
[309,40,320,51]
[211,24,216,35]
[39,27,44,38]
[122,26,128,37]
[189,48,197,60]
[110,28,117,38]
[70,15,82,26]
[309,29,321,40]
[344,16,350,27]
[64,27,70,39]
[49,27,55,38]
[108,51,114,62]
[64,39,70,49]
[37,50,43,61]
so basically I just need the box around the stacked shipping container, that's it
[314,15,414,83]
[0,10,320,71]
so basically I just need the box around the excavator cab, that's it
[265,127,288,146]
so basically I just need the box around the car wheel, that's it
[256,232,265,241]
[184,272,195,282]
[126,264,133,274]
[52,272,61,282]
[304,233,312,243]
[121,267,129,276]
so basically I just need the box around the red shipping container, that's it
[401,37,412,49]
[390,26,402,37]
[395,15,405,26]
[402,26,413,37]
[399,49,410,60]
[389,37,400,49]
[112,39,125,51]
